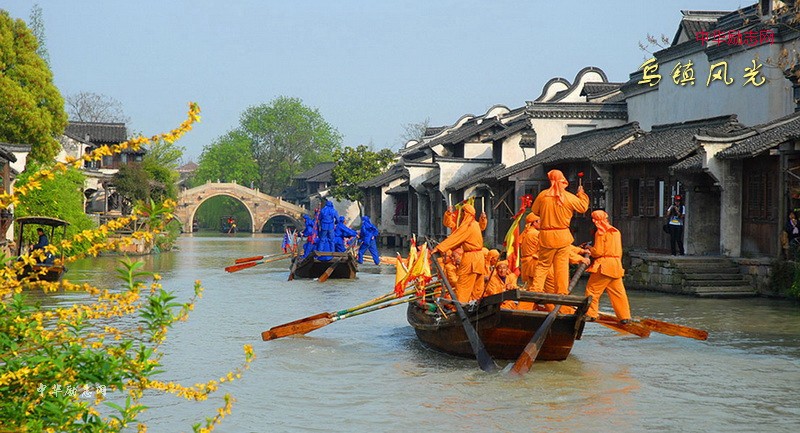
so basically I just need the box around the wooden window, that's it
[630,178,641,217]
[619,179,629,217]
[641,178,657,216]
[744,171,775,221]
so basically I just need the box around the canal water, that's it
[59,234,799,433]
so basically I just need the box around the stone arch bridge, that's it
[175,182,307,233]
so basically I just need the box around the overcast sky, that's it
[4,0,744,162]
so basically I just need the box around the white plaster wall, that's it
[539,81,569,102]
[628,44,793,129]
[437,161,494,193]
[531,117,625,153]
[501,134,526,165]
[407,165,435,190]
[463,141,492,159]
[379,177,407,235]
[558,70,607,102]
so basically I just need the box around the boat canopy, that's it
[15,216,70,227]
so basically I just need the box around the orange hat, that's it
[525,213,540,223]
[462,203,475,216]
[547,170,569,205]
[488,249,500,260]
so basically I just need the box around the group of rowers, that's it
[430,169,631,323]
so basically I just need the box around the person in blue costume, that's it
[301,214,317,258]
[334,216,358,252]
[357,215,381,265]
[318,200,339,241]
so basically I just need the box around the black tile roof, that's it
[669,153,703,174]
[423,126,446,137]
[293,162,336,180]
[481,117,531,143]
[64,121,127,144]
[593,115,741,164]
[0,144,18,162]
[358,164,408,188]
[495,122,643,179]
[307,168,333,183]
[716,111,800,159]
[385,182,409,195]
[400,117,502,156]
[580,82,624,98]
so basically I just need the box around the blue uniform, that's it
[334,216,358,252]
[318,201,339,242]
[301,214,317,258]
[357,216,381,265]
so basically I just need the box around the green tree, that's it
[142,139,184,200]
[14,163,95,238]
[192,130,260,187]
[28,3,49,67]
[330,145,396,215]
[0,10,67,164]
[238,96,342,194]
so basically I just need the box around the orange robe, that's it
[434,213,485,303]
[585,229,631,320]
[485,272,520,309]
[519,225,540,286]
[530,189,589,297]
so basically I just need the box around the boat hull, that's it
[407,291,590,361]
[291,251,358,280]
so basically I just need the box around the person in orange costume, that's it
[484,249,500,281]
[482,260,523,310]
[584,210,631,323]
[444,248,461,289]
[444,205,488,232]
[433,203,485,303]
[530,169,589,298]
[519,213,540,287]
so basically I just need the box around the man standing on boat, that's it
[519,213,540,287]
[432,203,485,303]
[357,215,381,265]
[585,210,631,324]
[334,216,358,253]
[530,169,589,297]
[301,214,317,258]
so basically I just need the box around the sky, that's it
[3,0,747,162]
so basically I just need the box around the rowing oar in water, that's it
[261,283,441,340]
[598,312,707,340]
[511,252,590,375]
[362,255,397,265]
[225,254,292,273]
[234,252,291,264]
[594,315,651,338]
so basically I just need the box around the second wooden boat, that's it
[290,251,358,280]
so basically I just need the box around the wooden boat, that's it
[15,216,69,283]
[407,290,591,361]
[289,251,358,280]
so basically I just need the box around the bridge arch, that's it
[175,182,307,233]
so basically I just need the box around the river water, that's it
[58,234,800,433]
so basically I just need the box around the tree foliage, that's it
[28,3,49,67]
[192,130,259,188]
[397,118,430,149]
[65,91,131,124]
[14,162,95,238]
[238,96,342,195]
[141,138,184,200]
[0,10,67,164]
[1,104,253,432]
[330,145,396,214]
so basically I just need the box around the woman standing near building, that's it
[666,195,685,256]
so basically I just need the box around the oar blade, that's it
[261,312,334,341]
[639,318,708,340]
[225,261,260,273]
[235,255,264,264]
[318,262,339,283]
[595,316,651,338]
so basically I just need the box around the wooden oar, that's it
[288,255,299,281]
[430,250,497,372]
[261,293,421,341]
[511,253,590,375]
[363,255,397,265]
[318,260,340,283]
[598,312,706,340]
[225,254,292,273]
[595,314,651,338]
[234,253,289,264]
